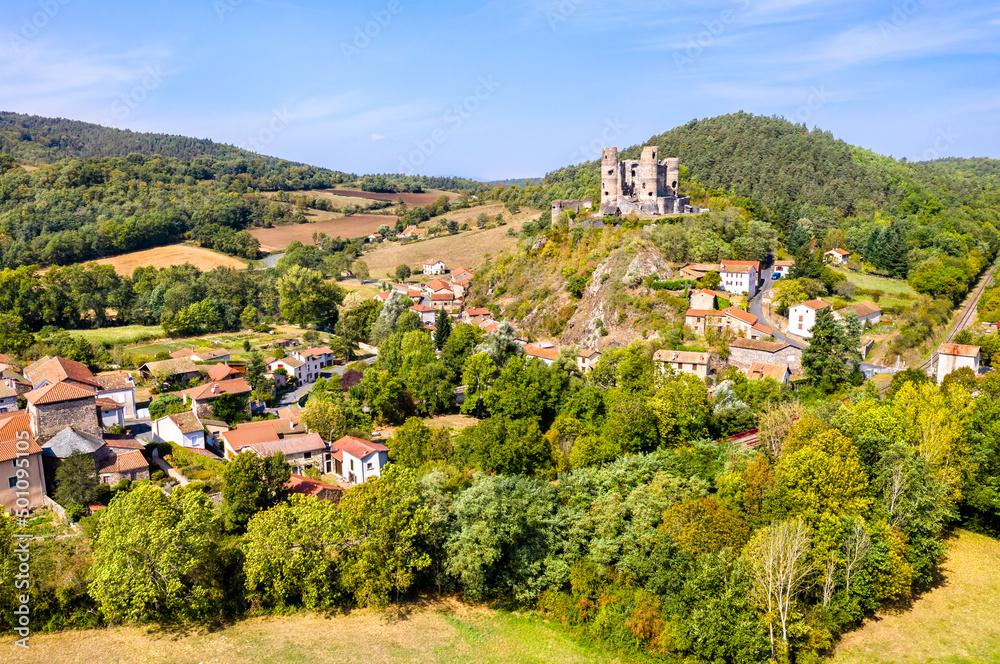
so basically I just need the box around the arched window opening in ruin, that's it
[608,170,613,175]
[672,181,678,189]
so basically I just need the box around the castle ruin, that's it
[599,146,694,216]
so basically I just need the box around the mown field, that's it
[325,188,460,206]
[830,267,918,297]
[2,600,644,664]
[94,245,248,275]
[68,325,163,346]
[363,205,539,278]
[252,215,397,251]
[832,530,1000,664]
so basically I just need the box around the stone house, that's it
[728,338,802,370]
[96,371,137,419]
[0,411,47,513]
[409,305,438,327]
[937,343,981,385]
[23,356,100,392]
[684,309,723,335]
[220,418,306,460]
[332,435,389,485]
[0,385,17,414]
[238,434,328,476]
[721,307,773,339]
[140,358,200,386]
[653,350,712,380]
[25,382,101,442]
[689,289,720,311]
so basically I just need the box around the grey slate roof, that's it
[42,426,106,458]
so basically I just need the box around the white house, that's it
[423,259,447,275]
[577,349,601,374]
[524,343,560,366]
[937,343,981,385]
[267,356,306,384]
[152,410,206,449]
[788,299,832,338]
[833,302,882,328]
[291,346,335,382]
[97,398,126,428]
[825,248,851,265]
[773,260,794,277]
[719,260,760,298]
[96,371,137,419]
[333,435,389,485]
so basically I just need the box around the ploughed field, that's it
[250,215,398,251]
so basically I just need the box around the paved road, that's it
[749,258,806,350]
[259,252,285,269]
[267,357,377,413]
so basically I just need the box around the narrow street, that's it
[748,259,806,350]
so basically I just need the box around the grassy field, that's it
[324,188,461,206]
[831,267,918,297]
[832,530,1000,664]
[252,216,398,251]
[363,205,538,278]
[94,245,248,275]
[68,325,164,346]
[2,599,644,664]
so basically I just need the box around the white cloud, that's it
[371,133,386,140]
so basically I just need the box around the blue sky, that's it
[2,0,999,179]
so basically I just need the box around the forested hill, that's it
[540,112,1000,221]
[0,111,277,164]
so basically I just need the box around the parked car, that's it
[772,272,782,280]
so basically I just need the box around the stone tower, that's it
[601,147,620,203]
[638,146,660,203]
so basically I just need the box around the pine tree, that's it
[801,308,861,392]
[433,309,452,350]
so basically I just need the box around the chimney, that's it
[212,384,219,395]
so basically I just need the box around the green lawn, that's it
[68,325,163,346]
[831,267,918,297]
[832,530,1000,664]
[4,601,649,664]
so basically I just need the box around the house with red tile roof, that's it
[524,343,560,366]
[937,344,981,385]
[286,473,343,503]
[25,381,101,442]
[0,411,46,512]
[744,362,791,385]
[423,259,446,275]
[181,377,251,418]
[824,248,852,265]
[332,435,389,485]
[719,260,761,298]
[684,308,724,335]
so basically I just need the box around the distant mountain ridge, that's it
[0,111,286,165]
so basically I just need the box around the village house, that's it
[207,363,242,382]
[409,304,438,327]
[1,370,31,396]
[653,350,713,380]
[577,349,601,374]
[23,356,100,392]
[97,398,126,428]
[679,263,720,281]
[721,307,773,340]
[689,289,724,311]
[728,338,802,370]
[152,410,207,449]
[391,282,425,300]
[824,248,852,265]
[169,348,196,359]
[366,233,383,244]
[267,356,306,385]
[220,418,306,460]
[140,358,200,386]
[429,292,461,312]
[423,259,447,275]
[744,362,792,386]
[290,347,336,382]
[833,301,883,328]
[373,291,391,304]
[240,434,327,476]
[286,473,343,503]
[40,426,149,487]
[0,385,17,414]
[25,382,102,442]
[461,308,493,325]
[684,309,723,335]
[96,371,137,419]
[524,343,560,366]
[0,411,46,513]
[773,260,795,277]
[937,343,981,385]
[719,260,760,298]
[190,348,233,363]
[332,435,389,485]
[96,446,150,484]
[788,299,832,338]
[181,377,252,418]
[399,226,425,239]
[0,354,20,373]
[451,266,474,281]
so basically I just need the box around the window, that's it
[367,462,374,471]
[798,315,803,322]
[350,459,354,470]
[7,477,15,489]
[303,451,312,459]
[798,323,803,330]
